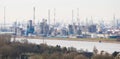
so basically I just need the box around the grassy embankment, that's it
[16,36,120,44]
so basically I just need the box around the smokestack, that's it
[91,16,93,25]
[113,14,116,28]
[117,19,119,29]
[4,7,6,29]
[33,6,35,24]
[77,8,80,25]
[72,9,74,24]
[48,9,50,25]
[85,18,88,35]
[54,8,56,26]
[47,9,51,36]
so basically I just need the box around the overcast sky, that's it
[0,0,120,24]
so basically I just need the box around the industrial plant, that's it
[0,7,120,39]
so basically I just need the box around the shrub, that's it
[49,52,62,59]
[63,52,78,59]
[30,54,42,59]
[74,55,88,59]
[92,54,114,59]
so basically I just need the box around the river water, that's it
[11,38,120,54]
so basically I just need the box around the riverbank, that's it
[15,36,120,44]
[13,36,120,54]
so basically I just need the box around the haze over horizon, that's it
[0,0,120,25]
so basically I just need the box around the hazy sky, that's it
[0,0,120,24]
